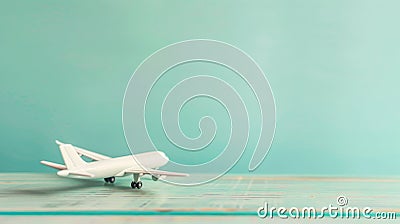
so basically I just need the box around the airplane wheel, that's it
[131,181,136,189]
[109,177,115,183]
[136,181,143,189]
[104,178,109,183]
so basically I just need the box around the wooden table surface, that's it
[0,173,399,223]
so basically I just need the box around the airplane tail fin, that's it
[57,141,87,169]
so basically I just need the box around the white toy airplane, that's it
[41,140,188,189]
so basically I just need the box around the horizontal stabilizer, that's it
[57,170,94,178]
[40,160,67,170]
[68,171,95,177]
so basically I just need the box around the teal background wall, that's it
[1,0,399,175]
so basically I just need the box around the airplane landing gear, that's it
[104,176,115,183]
[131,181,143,189]
[131,173,142,189]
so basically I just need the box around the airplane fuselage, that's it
[41,141,187,189]
[57,151,169,179]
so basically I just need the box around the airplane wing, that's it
[74,146,111,161]
[56,140,111,161]
[123,168,189,177]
